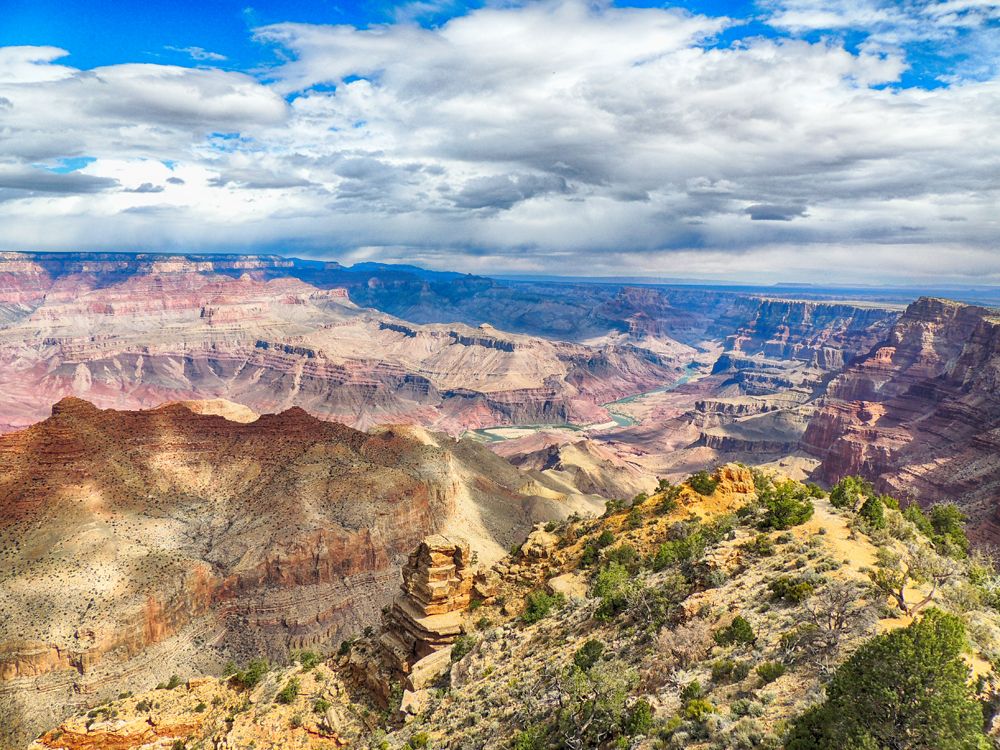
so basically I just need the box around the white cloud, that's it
[165,46,228,62]
[0,0,997,283]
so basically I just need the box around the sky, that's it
[0,0,998,283]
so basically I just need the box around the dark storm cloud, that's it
[124,182,165,193]
[453,173,570,210]
[745,204,808,221]
[0,166,118,193]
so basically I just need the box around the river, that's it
[466,362,701,443]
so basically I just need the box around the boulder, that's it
[546,573,588,601]
[521,524,559,559]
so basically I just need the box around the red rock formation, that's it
[0,253,682,435]
[720,297,899,371]
[0,399,564,739]
[803,297,1000,541]
[379,536,473,673]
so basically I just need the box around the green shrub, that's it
[929,503,971,558]
[880,494,900,510]
[785,609,987,750]
[626,507,643,529]
[688,470,719,496]
[711,658,750,683]
[711,659,735,682]
[685,698,715,721]
[759,480,814,530]
[511,724,547,750]
[768,575,815,603]
[593,562,635,620]
[756,661,786,684]
[275,677,300,705]
[606,498,630,515]
[451,634,477,662]
[605,543,640,569]
[904,503,934,535]
[903,503,971,559]
[596,530,616,548]
[731,699,765,717]
[294,650,322,671]
[804,483,825,498]
[680,680,703,701]
[743,533,776,557]
[521,590,565,624]
[650,523,707,571]
[626,699,654,735]
[194,702,206,713]
[408,731,431,749]
[715,615,756,646]
[830,475,873,511]
[657,482,683,514]
[233,659,269,689]
[573,639,605,671]
[314,698,331,714]
[859,496,886,529]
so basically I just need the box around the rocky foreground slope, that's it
[804,297,1000,543]
[29,465,1000,749]
[0,398,610,745]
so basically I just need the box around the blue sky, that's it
[2,0,989,85]
[0,0,997,282]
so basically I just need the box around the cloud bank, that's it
[0,1,997,283]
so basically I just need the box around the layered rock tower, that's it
[380,536,473,688]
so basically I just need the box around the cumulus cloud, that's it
[453,173,569,210]
[746,204,809,221]
[0,0,997,283]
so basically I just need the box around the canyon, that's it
[804,297,1000,543]
[0,253,687,434]
[3,251,1000,748]
[0,396,606,741]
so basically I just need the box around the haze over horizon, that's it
[1,0,998,284]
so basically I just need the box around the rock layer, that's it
[0,399,591,743]
[0,253,684,435]
[804,297,1000,541]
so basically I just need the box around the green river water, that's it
[467,362,701,443]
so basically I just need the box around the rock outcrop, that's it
[345,536,475,714]
[804,297,1000,542]
[380,536,473,680]
[0,401,591,745]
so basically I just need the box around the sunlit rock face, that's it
[0,252,686,435]
[0,397,595,740]
[804,297,1000,542]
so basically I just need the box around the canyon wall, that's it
[0,253,686,435]
[803,297,1000,541]
[0,398,598,741]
